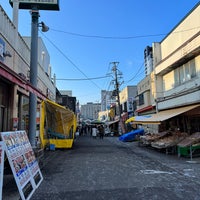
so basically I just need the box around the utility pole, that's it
[111,62,125,134]
[29,8,49,147]
[28,7,39,147]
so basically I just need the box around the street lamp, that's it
[39,21,49,32]
[28,7,49,147]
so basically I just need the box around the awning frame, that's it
[131,104,200,125]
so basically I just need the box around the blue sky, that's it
[1,0,200,105]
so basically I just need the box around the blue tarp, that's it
[119,129,144,142]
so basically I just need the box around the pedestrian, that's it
[92,125,97,139]
[99,125,105,139]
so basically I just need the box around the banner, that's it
[1,130,43,200]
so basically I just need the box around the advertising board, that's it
[1,130,43,200]
[0,141,5,200]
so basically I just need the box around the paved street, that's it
[3,135,200,200]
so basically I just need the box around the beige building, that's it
[136,2,200,133]
[119,86,137,121]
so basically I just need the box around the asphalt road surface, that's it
[31,136,200,200]
[30,135,200,200]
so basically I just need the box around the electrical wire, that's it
[56,75,111,81]
[125,62,145,83]
[40,31,103,90]
[50,26,200,40]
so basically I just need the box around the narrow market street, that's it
[3,134,200,200]
[29,135,200,200]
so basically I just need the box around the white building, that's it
[81,102,101,120]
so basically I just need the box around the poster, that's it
[1,130,43,200]
[0,141,5,200]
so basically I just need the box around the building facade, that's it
[144,46,153,76]
[81,102,101,120]
[0,5,56,132]
[136,2,200,133]
[119,86,137,120]
[101,90,116,111]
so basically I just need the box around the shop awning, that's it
[131,104,200,125]
[125,116,151,124]
[0,62,46,100]
[107,119,119,126]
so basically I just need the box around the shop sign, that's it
[9,0,59,10]
[1,130,43,200]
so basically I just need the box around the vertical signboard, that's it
[127,97,133,112]
[0,141,5,199]
[1,131,43,200]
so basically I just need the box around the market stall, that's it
[139,131,188,154]
[150,132,188,154]
[40,100,77,149]
[139,131,172,146]
[177,132,200,157]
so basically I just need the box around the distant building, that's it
[144,46,153,76]
[101,90,116,111]
[81,102,101,120]
[119,86,137,121]
[61,95,76,113]
[56,89,76,113]
[60,90,72,96]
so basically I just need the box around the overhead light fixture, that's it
[38,21,49,32]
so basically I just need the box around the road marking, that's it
[140,170,175,175]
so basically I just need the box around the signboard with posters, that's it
[1,131,43,200]
[0,141,5,200]
[9,0,59,10]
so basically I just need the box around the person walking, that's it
[99,125,105,139]
[92,125,97,139]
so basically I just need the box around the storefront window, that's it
[163,71,174,91]
[190,59,196,78]
[171,58,196,88]
[18,95,29,132]
[174,68,180,87]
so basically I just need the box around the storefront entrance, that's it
[0,81,10,132]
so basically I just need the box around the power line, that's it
[40,31,102,90]
[50,26,200,40]
[50,28,165,39]
[56,75,110,81]
[126,62,145,83]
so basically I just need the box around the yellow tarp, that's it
[40,99,77,149]
[125,117,135,124]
